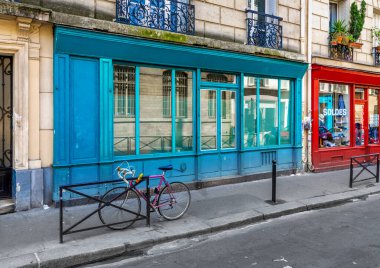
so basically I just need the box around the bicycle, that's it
[98,162,191,230]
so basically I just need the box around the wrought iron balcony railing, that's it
[330,44,353,62]
[116,0,195,35]
[246,9,283,49]
[374,47,380,66]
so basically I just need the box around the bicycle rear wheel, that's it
[98,187,141,230]
[158,182,191,220]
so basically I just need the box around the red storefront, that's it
[312,64,380,171]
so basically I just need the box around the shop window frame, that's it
[113,62,196,160]
[241,74,295,151]
[198,70,239,153]
[314,80,380,151]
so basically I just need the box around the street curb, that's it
[2,188,380,268]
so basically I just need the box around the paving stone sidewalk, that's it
[1,168,380,268]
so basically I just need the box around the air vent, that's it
[261,151,277,166]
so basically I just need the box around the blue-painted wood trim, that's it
[200,81,239,89]
[256,78,260,147]
[192,70,197,153]
[55,26,308,79]
[135,66,140,155]
[277,79,281,145]
[100,58,113,161]
[217,90,221,150]
[240,73,245,150]
[295,78,302,147]
[196,69,202,154]
[54,54,70,165]
[290,80,295,146]
[171,69,176,153]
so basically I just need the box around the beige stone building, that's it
[306,0,380,171]
[0,0,308,212]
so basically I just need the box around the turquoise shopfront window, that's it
[244,76,293,148]
[113,65,194,156]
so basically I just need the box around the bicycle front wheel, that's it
[98,187,141,230]
[158,182,191,220]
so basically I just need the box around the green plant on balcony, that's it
[330,20,349,46]
[348,0,366,49]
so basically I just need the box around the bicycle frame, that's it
[116,162,177,214]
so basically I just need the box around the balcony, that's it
[374,47,380,66]
[330,44,353,62]
[116,0,195,35]
[246,10,282,49]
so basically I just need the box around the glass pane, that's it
[319,83,350,148]
[201,71,237,84]
[113,65,136,156]
[221,91,236,149]
[243,76,257,148]
[176,71,193,152]
[355,88,365,100]
[140,67,172,154]
[329,3,337,31]
[355,104,365,146]
[259,78,278,146]
[280,80,291,144]
[201,90,217,150]
[369,89,379,144]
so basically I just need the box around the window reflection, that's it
[319,83,350,148]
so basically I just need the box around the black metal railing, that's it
[330,44,353,62]
[246,9,282,49]
[116,0,195,35]
[59,176,150,243]
[374,47,380,66]
[349,154,379,188]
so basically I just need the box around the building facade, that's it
[307,0,380,171]
[0,0,307,210]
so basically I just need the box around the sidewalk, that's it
[1,168,380,268]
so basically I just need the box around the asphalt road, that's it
[88,194,380,268]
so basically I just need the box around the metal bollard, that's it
[272,160,277,203]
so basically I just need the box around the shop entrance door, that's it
[354,88,367,147]
[0,56,13,199]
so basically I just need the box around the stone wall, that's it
[312,0,380,66]
[18,0,304,53]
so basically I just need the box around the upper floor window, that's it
[248,0,277,15]
[329,2,338,31]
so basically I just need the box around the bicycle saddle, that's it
[158,165,173,171]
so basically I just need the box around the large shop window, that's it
[200,71,237,151]
[114,65,136,156]
[114,65,193,156]
[243,77,292,148]
[369,89,379,144]
[318,83,350,148]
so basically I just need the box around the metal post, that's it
[350,158,353,188]
[59,187,63,243]
[272,160,277,203]
[146,176,150,226]
[377,155,379,183]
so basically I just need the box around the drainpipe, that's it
[305,0,312,171]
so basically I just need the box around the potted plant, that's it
[330,19,348,45]
[372,27,380,52]
[348,0,366,49]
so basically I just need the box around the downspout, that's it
[306,0,313,171]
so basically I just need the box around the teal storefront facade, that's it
[53,26,307,200]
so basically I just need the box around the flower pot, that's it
[349,42,363,49]
[336,36,344,44]
[376,46,380,52]
[330,41,338,46]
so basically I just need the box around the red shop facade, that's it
[312,64,380,171]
